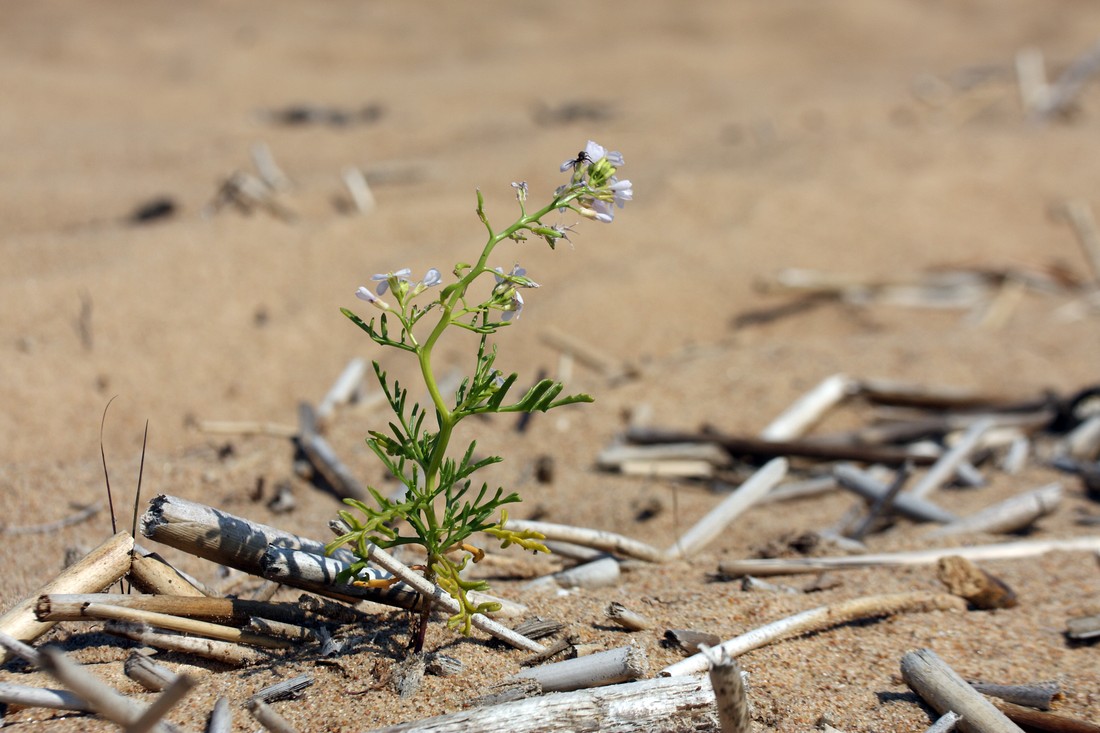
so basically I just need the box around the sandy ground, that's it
[2,1,1100,731]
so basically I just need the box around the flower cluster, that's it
[559,140,633,223]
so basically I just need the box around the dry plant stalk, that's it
[128,549,210,597]
[717,536,1100,577]
[699,644,752,733]
[78,602,293,649]
[505,518,665,563]
[510,644,648,692]
[661,592,966,678]
[926,483,1063,539]
[0,681,95,714]
[0,531,133,662]
[105,621,269,666]
[906,418,994,499]
[759,373,855,441]
[900,648,1023,733]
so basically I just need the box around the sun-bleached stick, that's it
[127,673,196,733]
[664,458,787,560]
[316,357,369,423]
[760,374,855,441]
[342,166,377,215]
[717,536,1100,577]
[510,645,648,692]
[0,530,133,663]
[104,621,268,666]
[367,675,718,733]
[125,652,179,692]
[834,464,957,524]
[38,593,343,628]
[901,648,1023,733]
[926,483,1063,538]
[926,710,963,733]
[969,680,1059,711]
[355,542,545,653]
[0,681,95,714]
[207,697,232,733]
[699,644,752,733]
[129,548,211,597]
[505,519,665,563]
[260,545,421,610]
[661,592,966,678]
[247,698,300,733]
[907,418,995,499]
[79,603,292,649]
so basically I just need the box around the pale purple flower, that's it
[422,268,442,287]
[584,140,624,167]
[371,268,412,295]
[493,265,540,289]
[501,290,524,321]
[609,177,633,207]
[511,181,528,201]
[355,286,391,310]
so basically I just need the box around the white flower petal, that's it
[355,286,377,302]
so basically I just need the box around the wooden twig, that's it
[717,536,1100,577]
[1016,47,1051,115]
[549,556,620,589]
[0,680,95,714]
[365,675,718,733]
[926,710,964,733]
[505,518,666,563]
[926,483,1063,538]
[0,531,133,663]
[129,547,215,597]
[247,698,300,733]
[206,697,232,733]
[900,648,1023,733]
[0,629,43,666]
[664,457,788,560]
[38,593,347,628]
[260,545,420,610]
[605,602,652,631]
[79,602,293,649]
[992,699,1100,733]
[661,592,966,678]
[250,141,292,191]
[510,644,648,692]
[846,463,912,541]
[296,402,366,501]
[760,373,855,441]
[906,418,994,499]
[0,501,102,535]
[128,673,196,733]
[105,621,268,666]
[125,652,179,692]
[969,680,1059,711]
[625,426,936,467]
[1063,414,1100,461]
[758,474,838,504]
[251,675,314,704]
[698,644,752,733]
[315,357,368,424]
[342,166,376,214]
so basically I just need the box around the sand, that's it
[2,1,1099,730]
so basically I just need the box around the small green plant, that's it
[326,141,632,651]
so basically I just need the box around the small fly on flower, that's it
[559,150,592,172]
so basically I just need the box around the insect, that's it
[561,150,592,171]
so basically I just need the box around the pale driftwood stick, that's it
[927,483,1063,539]
[741,576,799,594]
[0,680,96,713]
[992,700,1100,733]
[1036,40,1100,120]
[907,418,995,499]
[40,593,342,629]
[661,592,966,678]
[1001,437,1030,475]
[698,644,751,733]
[197,420,298,438]
[664,458,788,560]
[758,474,838,504]
[969,680,1059,711]
[900,648,1023,733]
[605,602,652,631]
[542,539,606,562]
[80,603,293,649]
[1063,414,1100,460]
[717,536,1100,577]
[1062,200,1100,286]
[104,621,268,666]
[206,697,232,733]
[129,549,211,598]
[247,698,300,733]
[511,645,647,693]
[250,141,291,191]
[367,675,717,733]
[125,652,179,692]
[597,442,729,470]
[540,325,636,381]
[847,463,912,541]
[0,501,103,535]
[625,426,936,467]
[620,459,717,479]
[549,556,620,589]
[506,518,666,563]
[760,373,855,441]
[1016,47,1050,115]
[247,616,320,644]
[0,531,133,663]
[128,673,195,733]
[0,629,42,666]
[316,357,368,423]
[260,545,420,610]
[140,494,364,579]
[926,710,963,733]
[342,166,376,215]
[355,542,545,653]
[37,647,176,733]
[251,675,314,704]
[296,402,366,501]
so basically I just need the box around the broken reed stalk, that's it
[605,602,652,631]
[717,536,1100,577]
[259,545,420,609]
[125,652,179,692]
[698,644,751,733]
[128,548,211,597]
[0,681,95,714]
[247,698,301,733]
[900,648,1023,733]
[759,373,855,441]
[661,592,966,678]
[207,697,232,733]
[77,602,293,649]
[926,710,964,733]
[105,621,268,666]
[992,700,1100,733]
[665,457,788,560]
[0,531,133,662]
[365,675,719,733]
[549,556,620,589]
[37,647,178,733]
[833,464,957,524]
[969,681,1059,711]
[906,418,994,499]
[510,644,648,693]
[315,357,368,423]
[127,673,195,733]
[351,541,545,653]
[504,518,666,563]
[926,483,1063,538]
[38,593,341,628]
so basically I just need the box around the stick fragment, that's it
[900,648,1023,733]
[760,373,855,441]
[247,698,300,733]
[662,592,965,677]
[927,483,1062,538]
[505,519,665,563]
[907,418,994,499]
[605,602,652,631]
[699,644,751,733]
[0,681,95,714]
[969,680,1059,711]
[510,645,648,692]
